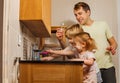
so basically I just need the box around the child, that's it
[41,23,83,60]
[70,32,102,83]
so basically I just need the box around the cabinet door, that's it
[19,63,83,83]
[20,0,41,20]
[20,0,51,37]
[19,64,32,83]
[42,0,51,34]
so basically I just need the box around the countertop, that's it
[19,60,84,64]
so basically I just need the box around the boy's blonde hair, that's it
[65,24,83,38]
[73,32,97,51]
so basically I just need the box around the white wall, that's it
[3,0,39,83]
[3,0,22,82]
[52,0,117,34]
[52,0,119,82]
[117,0,120,83]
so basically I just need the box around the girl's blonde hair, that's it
[65,24,83,38]
[73,32,97,51]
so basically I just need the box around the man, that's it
[56,2,118,83]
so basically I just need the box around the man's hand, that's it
[106,46,116,55]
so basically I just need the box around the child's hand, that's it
[41,56,54,61]
[46,49,54,54]
[56,28,64,40]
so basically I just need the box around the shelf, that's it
[51,26,67,33]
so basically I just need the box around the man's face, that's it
[74,7,90,25]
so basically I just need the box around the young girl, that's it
[70,32,99,83]
[41,23,83,60]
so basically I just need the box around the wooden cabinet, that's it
[20,0,51,37]
[19,61,83,83]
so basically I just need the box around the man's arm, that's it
[107,36,118,55]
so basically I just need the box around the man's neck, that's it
[85,19,94,26]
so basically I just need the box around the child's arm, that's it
[70,58,94,66]
[56,28,67,49]
[41,56,54,61]
[46,49,74,56]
